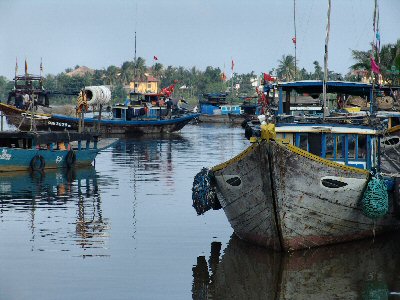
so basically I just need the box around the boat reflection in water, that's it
[0,167,114,257]
[192,234,400,299]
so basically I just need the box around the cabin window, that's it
[297,134,308,151]
[147,83,151,89]
[347,134,358,160]
[335,135,346,159]
[114,109,122,119]
[325,134,335,158]
[358,135,367,158]
[308,133,322,156]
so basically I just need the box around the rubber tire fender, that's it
[66,150,76,168]
[30,155,45,171]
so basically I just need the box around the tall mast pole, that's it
[323,0,331,120]
[134,31,137,92]
[293,0,297,81]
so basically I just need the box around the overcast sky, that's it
[0,0,399,79]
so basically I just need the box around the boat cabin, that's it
[7,74,49,108]
[0,131,99,151]
[276,81,375,117]
[240,96,262,115]
[274,123,379,170]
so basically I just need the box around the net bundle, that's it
[192,168,221,215]
[361,174,388,219]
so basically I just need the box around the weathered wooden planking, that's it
[214,142,281,250]
[270,141,399,251]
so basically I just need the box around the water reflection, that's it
[193,235,400,299]
[0,167,114,256]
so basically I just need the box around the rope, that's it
[361,173,388,219]
[191,168,220,215]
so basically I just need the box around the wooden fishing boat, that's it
[0,131,111,172]
[193,79,400,251]
[0,102,199,135]
[209,123,399,251]
[1,73,198,135]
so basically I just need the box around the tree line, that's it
[0,39,398,105]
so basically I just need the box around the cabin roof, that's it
[278,81,373,96]
[0,131,99,144]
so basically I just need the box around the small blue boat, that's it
[0,131,108,172]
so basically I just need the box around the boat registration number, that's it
[48,121,72,128]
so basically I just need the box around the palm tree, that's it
[313,61,324,80]
[151,62,164,80]
[105,65,119,86]
[120,61,134,85]
[134,57,147,81]
[276,55,296,81]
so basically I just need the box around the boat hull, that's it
[213,140,399,251]
[0,103,197,135]
[198,114,245,125]
[0,147,99,172]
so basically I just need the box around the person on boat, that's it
[166,98,173,119]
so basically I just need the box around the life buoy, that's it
[66,150,76,168]
[30,155,45,171]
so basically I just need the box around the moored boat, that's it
[193,78,400,251]
[0,131,110,172]
[1,72,198,135]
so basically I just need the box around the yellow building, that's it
[129,74,160,93]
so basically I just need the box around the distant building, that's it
[66,66,95,77]
[350,70,370,83]
[129,74,160,93]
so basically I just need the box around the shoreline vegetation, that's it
[0,39,398,108]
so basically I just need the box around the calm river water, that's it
[1,123,400,299]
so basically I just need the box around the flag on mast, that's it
[153,56,158,61]
[15,57,18,76]
[231,59,235,71]
[370,56,381,74]
[40,58,43,75]
[24,58,28,74]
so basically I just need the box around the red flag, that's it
[220,72,227,81]
[263,73,274,82]
[24,59,28,74]
[153,56,158,61]
[15,57,18,75]
[231,59,234,71]
[370,56,380,74]
[292,37,296,44]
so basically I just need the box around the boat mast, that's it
[323,0,331,120]
[134,31,137,93]
[293,0,297,81]
[370,0,380,114]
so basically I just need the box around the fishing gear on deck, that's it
[361,173,388,219]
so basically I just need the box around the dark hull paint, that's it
[0,103,198,135]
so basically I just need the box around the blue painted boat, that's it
[0,131,108,172]
[0,103,199,135]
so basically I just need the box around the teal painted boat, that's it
[0,131,110,172]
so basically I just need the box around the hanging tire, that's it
[30,155,45,172]
[66,150,76,168]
